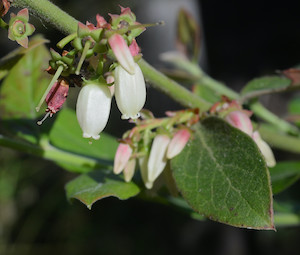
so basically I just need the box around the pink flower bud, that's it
[108,33,135,75]
[123,159,136,182]
[252,131,276,168]
[114,63,146,120]
[225,110,253,136]
[113,143,132,174]
[167,129,191,159]
[129,39,140,57]
[147,135,171,184]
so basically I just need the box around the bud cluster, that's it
[210,98,276,167]
[36,6,148,140]
[113,109,198,189]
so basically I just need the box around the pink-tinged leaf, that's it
[167,129,191,159]
[113,143,132,174]
[108,33,135,74]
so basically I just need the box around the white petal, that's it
[147,135,170,183]
[114,63,146,120]
[76,84,112,140]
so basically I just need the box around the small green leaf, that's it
[270,161,300,194]
[241,76,291,100]
[65,170,140,209]
[171,117,274,230]
[49,108,118,161]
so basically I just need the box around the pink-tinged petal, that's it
[17,8,29,22]
[147,135,171,183]
[225,110,253,136]
[252,131,276,168]
[167,129,191,159]
[96,14,109,28]
[16,36,28,48]
[113,143,133,174]
[119,5,136,21]
[106,75,115,84]
[123,159,136,182]
[108,33,135,74]
[46,79,69,114]
[129,39,140,57]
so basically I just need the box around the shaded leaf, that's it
[270,161,300,194]
[288,97,300,114]
[0,35,49,81]
[0,38,50,119]
[241,76,291,100]
[274,200,300,227]
[176,8,201,61]
[0,38,51,143]
[171,117,274,230]
[49,108,118,161]
[65,170,140,209]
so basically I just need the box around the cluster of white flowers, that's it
[76,34,146,140]
[113,129,191,189]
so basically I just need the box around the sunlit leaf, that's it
[171,117,274,230]
[65,170,140,209]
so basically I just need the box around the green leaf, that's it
[0,38,51,143]
[65,170,140,209]
[274,200,300,227]
[0,39,50,119]
[171,117,274,230]
[288,97,300,114]
[270,161,300,194]
[241,76,291,100]
[49,108,118,161]
[0,35,49,81]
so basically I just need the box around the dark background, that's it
[1,0,300,254]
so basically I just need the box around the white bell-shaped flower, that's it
[76,84,112,140]
[114,63,146,120]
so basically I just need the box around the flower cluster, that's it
[36,6,147,140]
[113,109,198,188]
[210,98,276,167]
